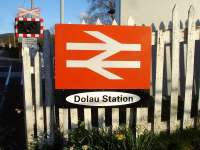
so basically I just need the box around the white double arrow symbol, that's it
[66,31,141,80]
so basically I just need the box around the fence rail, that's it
[21,5,200,148]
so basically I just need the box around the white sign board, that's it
[22,38,38,49]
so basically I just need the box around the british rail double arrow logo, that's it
[66,31,141,80]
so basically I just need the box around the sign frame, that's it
[55,24,152,90]
[15,17,44,38]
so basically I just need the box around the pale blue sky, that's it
[0,0,89,33]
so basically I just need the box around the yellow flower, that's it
[115,133,126,141]
[82,145,89,150]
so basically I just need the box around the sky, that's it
[0,0,89,33]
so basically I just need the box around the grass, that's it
[31,125,200,150]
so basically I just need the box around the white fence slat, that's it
[179,29,185,42]
[63,109,68,139]
[195,28,200,39]
[34,51,45,136]
[112,108,119,131]
[98,108,105,128]
[152,32,156,45]
[183,6,196,128]
[59,109,68,139]
[127,16,135,26]
[22,47,35,146]
[96,18,102,25]
[164,31,171,44]
[154,30,167,133]
[84,108,92,130]
[136,108,150,136]
[30,67,34,74]
[126,108,130,128]
[184,43,187,77]
[126,108,134,128]
[112,19,118,25]
[166,45,172,96]
[59,109,64,131]
[81,19,86,24]
[70,109,78,128]
[170,5,181,132]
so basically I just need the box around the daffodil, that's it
[82,145,89,150]
[115,133,126,141]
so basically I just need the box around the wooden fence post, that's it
[59,108,68,139]
[34,51,45,137]
[84,108,92,130]
[98,108,105,128]
[70,108,78,128]
[183,6,196,129]
[165,45,172,96]
[154,30,167,133]
[22,47,35,147]
[136,108,150,136]
[170,5,181,132]
[59,109,64,131]
[112,108,119,131]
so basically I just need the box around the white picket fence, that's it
[22,5,200,148]
[22,30,55,147]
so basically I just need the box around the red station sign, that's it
[55,24,151,89]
